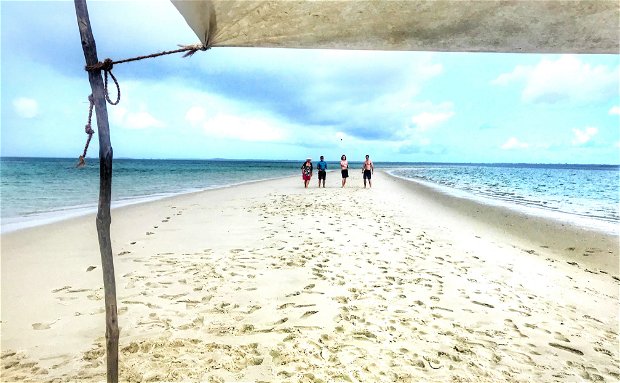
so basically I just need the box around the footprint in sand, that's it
[53,286,76,293]
[594,347,613,357]
[553,332,570,342]
[32,319,59,330]
[471,300,494,308]
[246,305,261,314]
[274,317,289,325]
[548,342,583,355]
[301,310,319,318]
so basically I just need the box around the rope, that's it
[84,43,208,106]
[78,43,208,167]
[77,95,95,168]
[86,44,208,69]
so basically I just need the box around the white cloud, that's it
[491,65,530,86]
[492,55,618,104]
[111,105,165,130]
[185,106,207,126]
[501,137,529,150]
[410,53,444,80]
[126,111,165,130]
[13,97,39,118]
[609,106,620,115]
[182,103,287,142]
[215,50,445,142]
[411,111,454,132]
[201,114,286,142]
[571,127,598,146]
[409,102,455,132]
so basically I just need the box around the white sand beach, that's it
[1,170,618,382]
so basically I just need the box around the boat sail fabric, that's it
[171,0,618,53]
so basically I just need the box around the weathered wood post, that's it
[74,1,119,382]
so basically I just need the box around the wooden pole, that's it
[74,1,119,382]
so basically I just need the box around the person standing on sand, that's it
[340,154,349,188]
[301,158,313,188]
[362,154,374,188]
[316,155,328,188]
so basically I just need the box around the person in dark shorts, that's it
[362,154,374,188]
[340,154,349,188]
[316,155,328,188]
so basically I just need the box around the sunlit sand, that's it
[1,171,618,382]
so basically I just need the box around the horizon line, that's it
[1,156,618,167]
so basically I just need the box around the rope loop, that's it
[103,69,121,105]
[84,58,120,105]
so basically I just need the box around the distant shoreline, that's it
[2,162,618,236]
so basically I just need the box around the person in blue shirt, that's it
[317,155,328,188]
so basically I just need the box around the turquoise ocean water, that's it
[1,158,618,234]
[388,163,619,234]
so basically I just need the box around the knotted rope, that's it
[84,44,207,106]
[77,95,95,168]
[86,58,120,105]
[78,43,208,166]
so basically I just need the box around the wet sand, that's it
[2,170,618,382]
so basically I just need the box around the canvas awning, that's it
[171,0,619,54]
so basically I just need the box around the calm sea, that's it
[1,158,618,234]
[389,163,619,234]
[0,158,315,233]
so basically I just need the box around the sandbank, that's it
[1,170,618,382]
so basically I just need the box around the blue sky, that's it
[2,1,619,164]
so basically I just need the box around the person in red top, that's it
[362,154,374,188]
[301,158,313,188]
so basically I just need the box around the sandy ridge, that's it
[1,170,618,382]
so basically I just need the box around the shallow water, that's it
[2,158,618,234]
[388,163,619,234]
